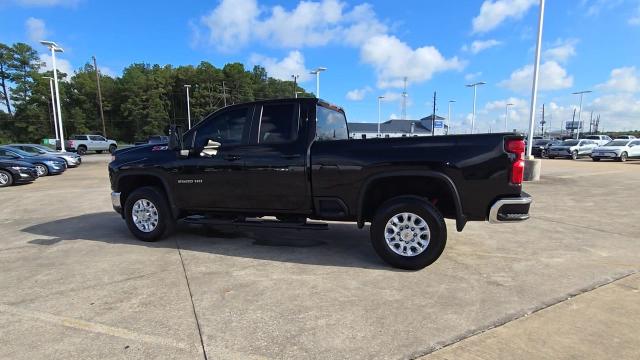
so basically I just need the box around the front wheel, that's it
[109,145,117,154]
[618,152,628,162]
[370,197,447,270]
[0,170,13,187]
[77,146,87,156]
[124,186,175,242]
[571,150,579,160]
[35,163,49,177]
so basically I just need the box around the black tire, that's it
[541,149,548,158]
[0,170,13,187]
[618,152,628,162]
[370,196,447,270]
[548,155,555,159]
[592,157,600,162]
[124,186,175,242]
[109,145,117,154]
[96,150,103,154]
[35,163,49,176]
[77,146,87,156]
[571,150,579,160]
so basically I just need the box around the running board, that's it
[182,216,329,230]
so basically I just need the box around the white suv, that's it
[66,135,117,155]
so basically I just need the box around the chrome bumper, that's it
[488,196,532,224]
[111,192,122,213]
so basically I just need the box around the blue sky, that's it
[1,0,639,131]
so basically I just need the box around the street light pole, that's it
[448,100,456,135]
[43,76,59,141]
[466,81,486,134]
[184,85,192,129]
[525,0,545,158]
[377,95,384,137]
[505,103,514,132]
[92,56,106,137]
[291,74,299,98]
[41,40,66,152]
[572,90,592,139]
[310,67,326,98]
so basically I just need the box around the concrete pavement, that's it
[0,154,638,359]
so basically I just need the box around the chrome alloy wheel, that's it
[384,212,431,257]
[35,164,47,176]
[132,198,159,233]
[0,172,9,185]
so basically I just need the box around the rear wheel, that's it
[370,197,447,270]
[548,155,555,159]
[592,157,600,162]
[571,150,579,160]
[35,163,48,176]
[0,170,13,187]
[124,186,175,242]
[109,145,117,154]
[618,152,628,162]
[77,146,87,156]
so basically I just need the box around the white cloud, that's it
[589,93,640,131]
[629,4,640,25]
[39,53,74,79]
[596,66,640,93]
[99,66,117,78]
[346,86,371,101]
[499,61,573,93]
[15,0,80,6]
[25,17,47,43]
[197,0,387,52]
[472,0,537,33]
[462,39,502,54]
[465,72,483,81]
[361,34,464,89]
[543,38,578,63]
[249,50,311,82]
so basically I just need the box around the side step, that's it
[182,216,329,231]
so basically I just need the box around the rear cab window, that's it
[257,103,298,144]
[316,105,348,141]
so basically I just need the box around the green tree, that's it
[0,44,13,115]
[9,43,41,106]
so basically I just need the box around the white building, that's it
[349,115,447,139]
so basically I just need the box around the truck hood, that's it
[113,144,170,159]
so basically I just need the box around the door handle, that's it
[280,154,301,159]
[223,154,241,161]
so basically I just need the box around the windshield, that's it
[534,140,550,145]
[32,144,53,152]
[563,140,579,146]
[604,140,630,147]
[585,136,599,140]
[2,147,32,157]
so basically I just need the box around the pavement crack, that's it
[408,271,638,360]
[175,238,209,360]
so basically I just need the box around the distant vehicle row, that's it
[531,138,640,161]
[0,144,82,187]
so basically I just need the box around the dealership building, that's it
[349,115,447,139]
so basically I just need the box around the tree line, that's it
[0,42,311,144]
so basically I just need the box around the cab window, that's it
[316,106,348,141]
[190,107,250,149]
[258,103,298,144]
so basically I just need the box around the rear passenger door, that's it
[89,136,107,151]
[630,140,640,157]
[241,102,310,212]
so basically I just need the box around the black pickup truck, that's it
[109,98,531,270]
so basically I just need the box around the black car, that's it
[531,139,563,158]
[0,159,39,187]
[109,98,531,270]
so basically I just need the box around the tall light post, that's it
[448,100,456,135]
[43,76,59,141]
[40,40,65,152]
[184,85,192,129]
[310,67,326,98]
[505,103,514,132]
[291,74,299,98]
[377,95,385,137]
[572,90,592,139]
[466,81,486,134]
[525,0,545,158]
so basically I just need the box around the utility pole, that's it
[588,111,593,134]
[572,90,592,139]
[92,56,106,137]
[291,74,299,98]
[447,100,456,135]
[377,95,384,137]
[570,108,576,138]
[540,104,546,137]
[222,81,227,107]
[184,85,192,129]
[466,81,486,134]
[43,76,59,141]
[431,91,437,136]
[401,76,408,120]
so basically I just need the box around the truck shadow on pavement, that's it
[22,212,393,270]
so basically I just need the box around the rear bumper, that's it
[111,192,122,214]
[488,194,532,224]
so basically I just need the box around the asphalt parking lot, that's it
[1,155,638,359]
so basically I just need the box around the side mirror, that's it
[200,140,221,157]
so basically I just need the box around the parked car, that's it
[583,134,612,146]
[109,98,531,270]
[0,146,66,176]
[615,135,637,140]
[9,144,82,167]
[134,135,169,146]
[591,139,640,162]
[547,139,598,160]
[0,158,38,187]
[66,135,117,155]
[531,139,562,158]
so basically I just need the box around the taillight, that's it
[505,139,525,185]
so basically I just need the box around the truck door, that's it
[241,102,310,212]
[174,105,254,210]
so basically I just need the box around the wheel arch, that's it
[117,173,179,219]
[357,171,466,232]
